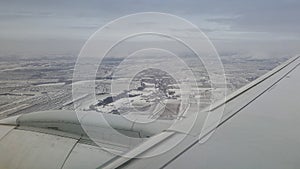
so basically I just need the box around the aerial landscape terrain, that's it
[0,54,286,120]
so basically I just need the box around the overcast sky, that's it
[0,0,299,58]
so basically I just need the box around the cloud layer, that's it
[0,0,299,58]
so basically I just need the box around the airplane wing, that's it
[0,55,299,169]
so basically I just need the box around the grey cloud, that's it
[0,0,299,57]
[69,24,100,30]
